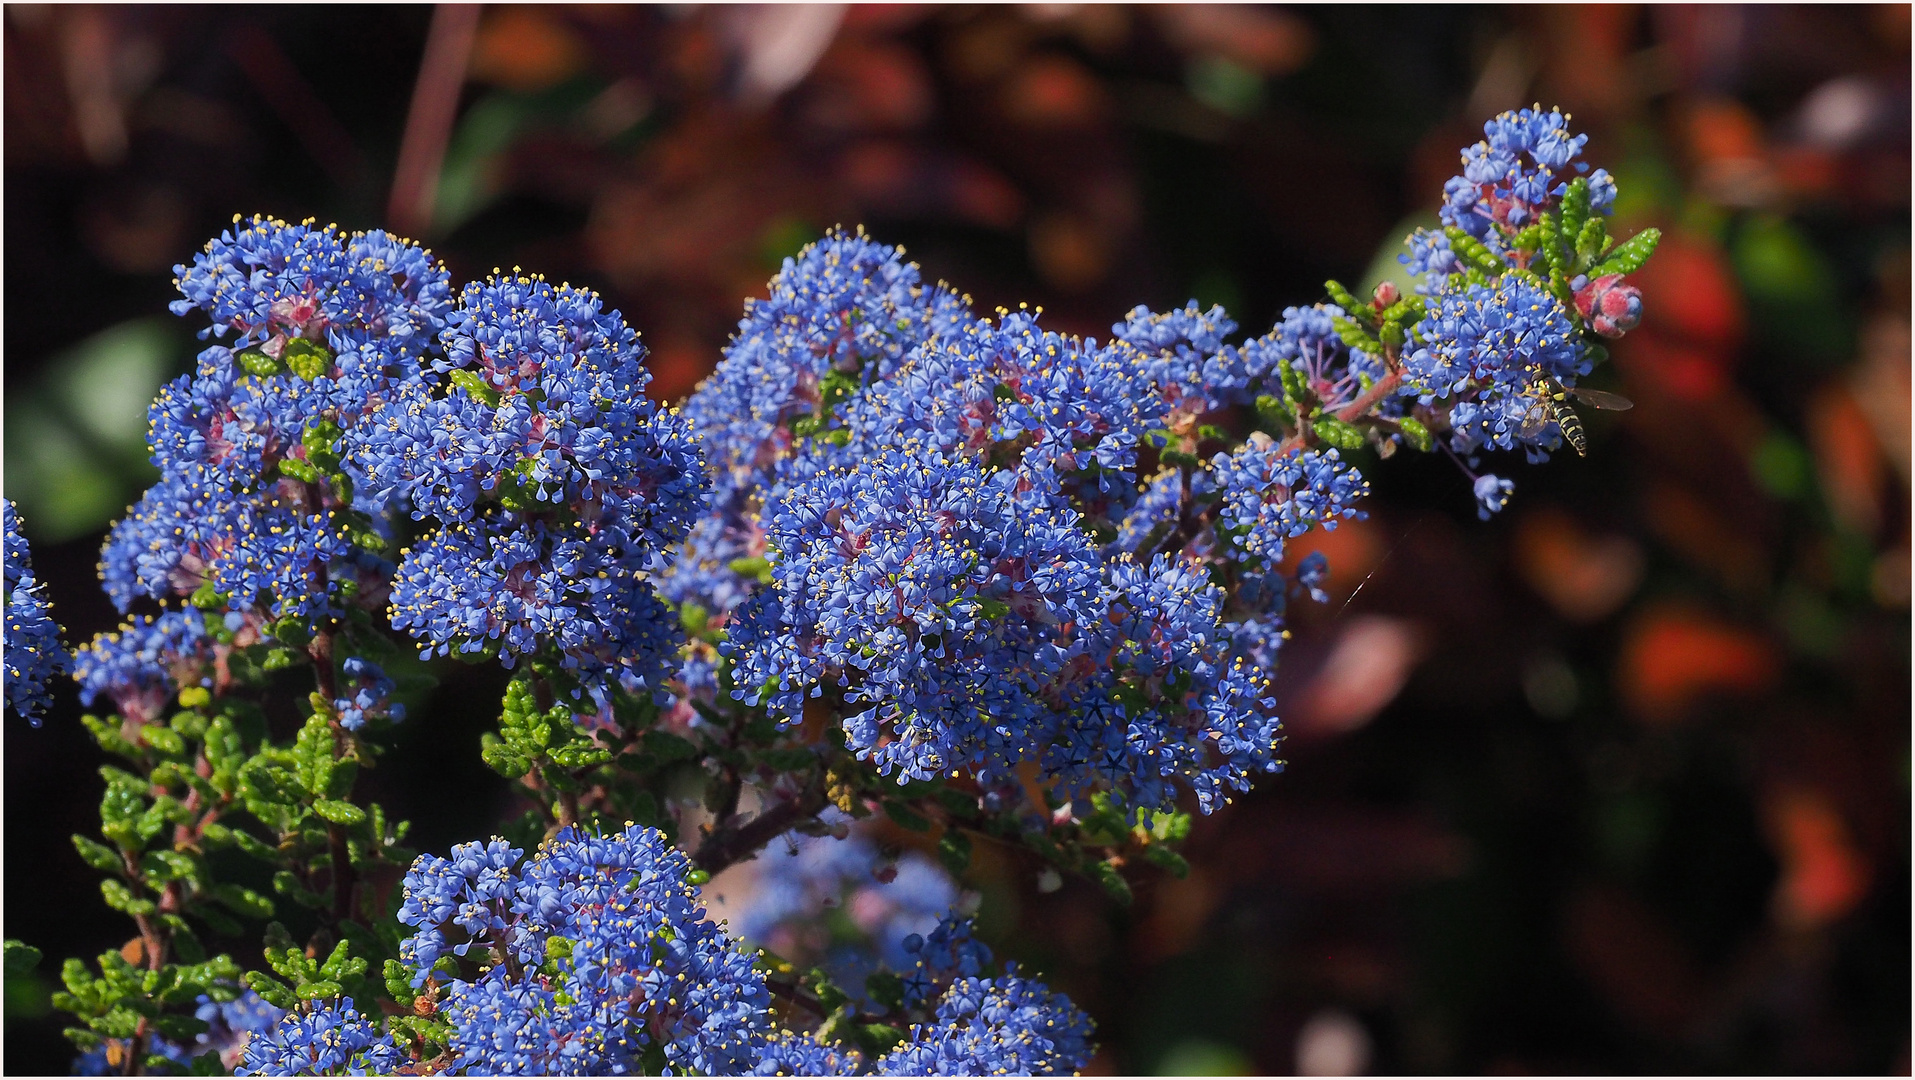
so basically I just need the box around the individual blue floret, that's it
[1473,473,1516,520]
[4,500,67,725]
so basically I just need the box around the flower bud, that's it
[1574,273,1643,338]
[1371,280,1399,308]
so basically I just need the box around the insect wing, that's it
[1569,387,1634,411]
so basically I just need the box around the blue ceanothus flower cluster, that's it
[4,500,67,724]
[243,823,1090,1076]
[87,216,705,720]
[684,236,1369,818]
[1398,105,1651,514]
[12,107,1654,1079]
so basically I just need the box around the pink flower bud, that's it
[1574,273,1644,338]
[1372,280,1399,308]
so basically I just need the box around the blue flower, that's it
[73,608,215,726]
[4,500,67,724]
[395,823,771,1075]
[1403,274,1589,459]
[1204,444,1371,569]
[1443,105,1602,238]
[237,998,406,1076]
[1473,473,1515,520]
[734,815,958,987]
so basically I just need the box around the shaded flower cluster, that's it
[733,815,958,987]
[4,500,66,724]
[73,608,217,726]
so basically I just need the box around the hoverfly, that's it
[1516,372,1633,456]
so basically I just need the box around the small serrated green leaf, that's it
[1312,417,1365,451]
[937,830,972,877]
[1396,416,1434,453]
[1092,860,1134,906]
[282,338,333,382]
[311,799,364,826]
[1590,227,1661,277]
[4,940,43,974]
[1323,279,1364,314]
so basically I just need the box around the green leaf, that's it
[1323,280,1364,314]
[882,801,931,832]
[1091,860,1134,906]
[1331,316,1381,355]
[727,556,773,583]
[642,731,699,764]
[100,879,155,917]
[139,850,198,885]
[4,940,43,974]
[447,367,500,406]
[237,351,282,378]
[1589,227,1661,277]
[548,744,612,769]
[1312,417,1365,451]
[1395,416,1433,453]
[312,800,363,827]
[1559,177,1590,262]
[1441,226,1506,276]
[140,724,187,757]
[1538,213,1565,276]
[1143,845,1191,878]
[275,457,321,484]
[282,338,333,382]
[1575,216,1609,266]
[855,1023,907,1056]
[972,597,1010,621]
[292,716,335,797]
[293,980,342,1001]
[937,830,972,877]
[72,835,123,874]
[243,971,297,1011]
[212,884,275,921]
[154,1014,211,1041]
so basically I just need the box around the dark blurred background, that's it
[5,5,1908,1074]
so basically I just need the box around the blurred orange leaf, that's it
[1807,383,1885,535]
[1514,507,1645,623]
[1617,605,1778,723]
[469,6,586,92]
[1765,785,1871,929]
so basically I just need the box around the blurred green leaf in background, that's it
[5,319,179,542]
